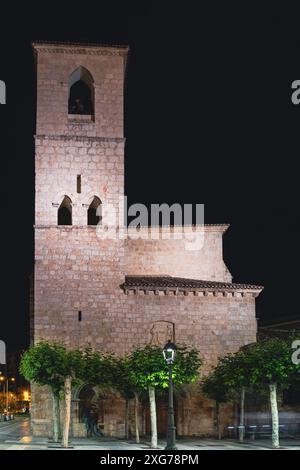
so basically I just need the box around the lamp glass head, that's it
[163,341,177,364]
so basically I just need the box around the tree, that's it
[20,341,66,442]
[127,345,162,449]
[219,349,254,442]
[20,342,85,448]
[202,349,253,441]
[110,355,150,443]
[244,337,300,449]
[129,344,201,448]
[201,369,229,439]
[80,348,115,389]
[110,357,136,440]
[79,348,125,438]
[60,348,85,448]
[204,337,300,449]
[0,392,6,414]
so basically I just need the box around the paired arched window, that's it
[87,196,102,226]
[58,196,72,225]
[56,195,102,226]
[68,66,94,116]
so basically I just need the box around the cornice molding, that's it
[126,224,230,233]
[121,275,263,298]
[32,42,129,58]
[122,287,261,298]
[35,134,125,144]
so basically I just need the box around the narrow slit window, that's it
[77,175,81,194]
[78,311,82,322]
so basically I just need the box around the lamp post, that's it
[0,376,15,413]
[7,378,15,412]
[163,341,177,450]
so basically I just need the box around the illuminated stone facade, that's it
[31,42,262,438]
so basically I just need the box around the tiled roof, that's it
[121,275,263,292]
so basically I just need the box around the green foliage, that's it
[110,356,136,400]
[65,348,85,387]
[201,369,229,403]
[244,337,300,388]
[173,346,202,388]
[202,348,253,403]
[202,336,300,402]
[80,348,117,391]
[19,341,85,395]
[19,341,203,400]
[128,344,201,391]
[129,344,165,390]
[20,341,67,395]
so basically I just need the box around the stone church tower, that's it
[32,41,263,438]
[33,41,127,350]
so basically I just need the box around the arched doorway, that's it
[75,385,105,437]
[78,385,96,422]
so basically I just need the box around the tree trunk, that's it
[51,391,60,442]
[148,386,157,449]
[62,376,72,449]
[124,398,129,439]
[134,392,140,444]
[269,383,279,449]
[239,387,245,442]
[215,401,222,440]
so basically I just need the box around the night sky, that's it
[0,5,300,353]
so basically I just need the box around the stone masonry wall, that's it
[125,226,232,282]
[34,227,255,357]
[32,224,257,436]
[35,136,124,226]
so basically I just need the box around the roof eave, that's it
[121,284,263,298]
[31,40,129,54]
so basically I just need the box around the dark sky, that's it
[0,4,300,352]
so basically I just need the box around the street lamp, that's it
[7,378,15,411]
[0,376,15,413]
[163,341,177,450]
[0,375,4,393]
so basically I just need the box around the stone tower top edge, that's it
[33,40,128,138]
[32,40,129,57]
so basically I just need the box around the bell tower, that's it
[33,41,128,227]
[33,41,128,348]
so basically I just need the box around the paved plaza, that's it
[0,417,300,450]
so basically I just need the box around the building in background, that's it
[0,350,30,414]
[259,315,300,338]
